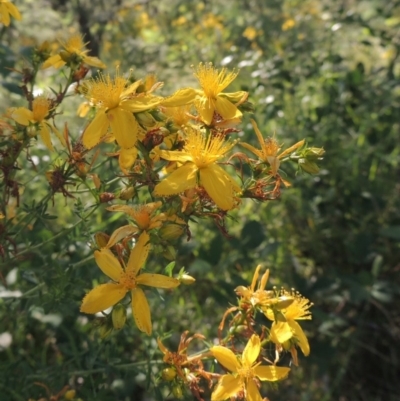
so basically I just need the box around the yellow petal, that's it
[242,334,260,368]
[94,248,123,281]
[215,96,242,121]
[271,321,293,344]
[84,56,106,69]
[11,107,32,125]
[7,3,22,21]
[197,97,214,125]
[80,283,127,314]
[119,146,138,171]
[121,96,162,113]
[240,141,263,159]
[211,374,242,401]
[137,273,180,289]
[39,123,54,151]
[106,225,139,248]
[246,379,263,401]
[250,119,265,150]
[157,337,169,355]
[82,109,109,149]
[200,164,239,210]
[126,231,150,274]
[131,287,152,335]
[289,320,310,356]
[254,365,290,381]
[153,162,197,196]
[278,139,305,159]
[211,346,240,372]
[42,54,65,69]
[108,108,137,149]
[158,149,193,163]
[1,4,11,26]
[162,88,197,107]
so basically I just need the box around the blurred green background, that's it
[1,0,400,400]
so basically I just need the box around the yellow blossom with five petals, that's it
[264,291,312,356]
[42,34,106,69]
[0,0,21,26]
[81,70,161,149]
[8,96,65,151]
[162,63,247,126]
[241,119,305,175]
[80,232,180,335]
[211,334,290,401]
[153,127,241,210]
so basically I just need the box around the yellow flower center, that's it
[184,128,236,169]
[85,71,128,110]
[119,271,137,290]
[32,97,50,122]
[64,34,86,54]
[237,365,255,380]
[132,208,152,230]
[261,137,280,159]
[194,63,238,99]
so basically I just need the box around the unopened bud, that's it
[162,245,176,261]
[179,274,196,285]
[298,159,320,174]
[64,389,76,400]
[94,232,110,248]
[136,111,157,127]
[119,186,136,200]
[161,367,177,381]
[112,304,127,330]
[274,296,294,309]
[99,192,116,203]
[159,224,185,241]
[98,322,113,339]
[172,385,183,399]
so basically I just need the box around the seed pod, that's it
[161,367,177,381]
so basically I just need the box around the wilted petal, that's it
[131,287,152,335]
[137,273,180,289]
[289,320,310,356]
[246,379,263,401]
[254,365,290,382]
[82,109,109,149]
[80,283,127,314]
[211,346,240,372]
[126,231,150,275]
[211,374,242,401]
[94,248,124,281]
[242,334,261,368]
[108,107,137,149]
[153,162,197,196]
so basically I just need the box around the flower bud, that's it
[161,367,177,381]
[59,50,71,62]
[274,295,295,310]
[162,245,176,261]
[298,159,320,174]
[119,186,136,200]
[136,111,157,127]
[64,389,76,400]
[94,232,110,248]
[112,304,127,330]
[159,224,185,241]
[98,322,113,339]
[99,192,116,203]
[179,274,196,285]
[172,385,183,399]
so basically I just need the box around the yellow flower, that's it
[153,128,241,210]
[81,70,161,149]
[241,119,305,175]
[211,334,290,401]
[0,0,21,26]
[264,290,312,356]
[80,232,180,335]
[162,63,247,126]
[8,96,64,151]
[105,202,166,247]
[42,34,106,69]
